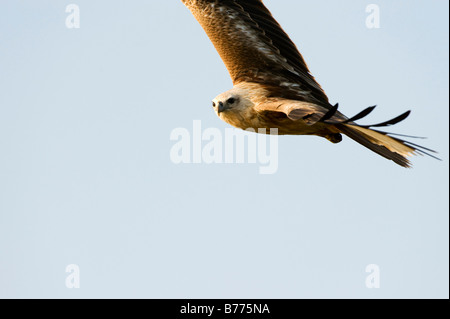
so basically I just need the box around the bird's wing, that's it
[255,98,334,125]
[182,0,330,106]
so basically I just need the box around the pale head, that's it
[211,86,253,117]
[210,84,264,129]
[212,89,244,116]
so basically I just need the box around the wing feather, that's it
[182,0,329,105]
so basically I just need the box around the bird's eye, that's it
[212,101,216,107]
[227,98,236,104]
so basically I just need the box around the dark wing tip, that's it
[363,110,411,128]
[319,103,339,122]
[343,105,377,123]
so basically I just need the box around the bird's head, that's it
[212,87,253,118]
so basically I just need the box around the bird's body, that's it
[182,0,437,167]
[215,82,341,141]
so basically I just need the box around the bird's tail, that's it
[337,123,425,168]
[320,105,439,167]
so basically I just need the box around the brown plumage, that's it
[181,0,438,167]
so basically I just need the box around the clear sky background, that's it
[0,0,448,299]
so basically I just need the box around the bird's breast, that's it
[218,107,262,131]
[219,107,324,136]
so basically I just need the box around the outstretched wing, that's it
[182,0,330,106]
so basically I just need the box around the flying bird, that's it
[181,0,437,167]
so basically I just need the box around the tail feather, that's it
[317,103,438,167]
[337,123,432,168]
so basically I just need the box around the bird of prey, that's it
[181,0,437,167]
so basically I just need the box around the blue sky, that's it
[0,0,448,298]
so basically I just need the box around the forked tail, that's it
[320,105,439,167]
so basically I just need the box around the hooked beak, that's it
[218,101,231,114]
